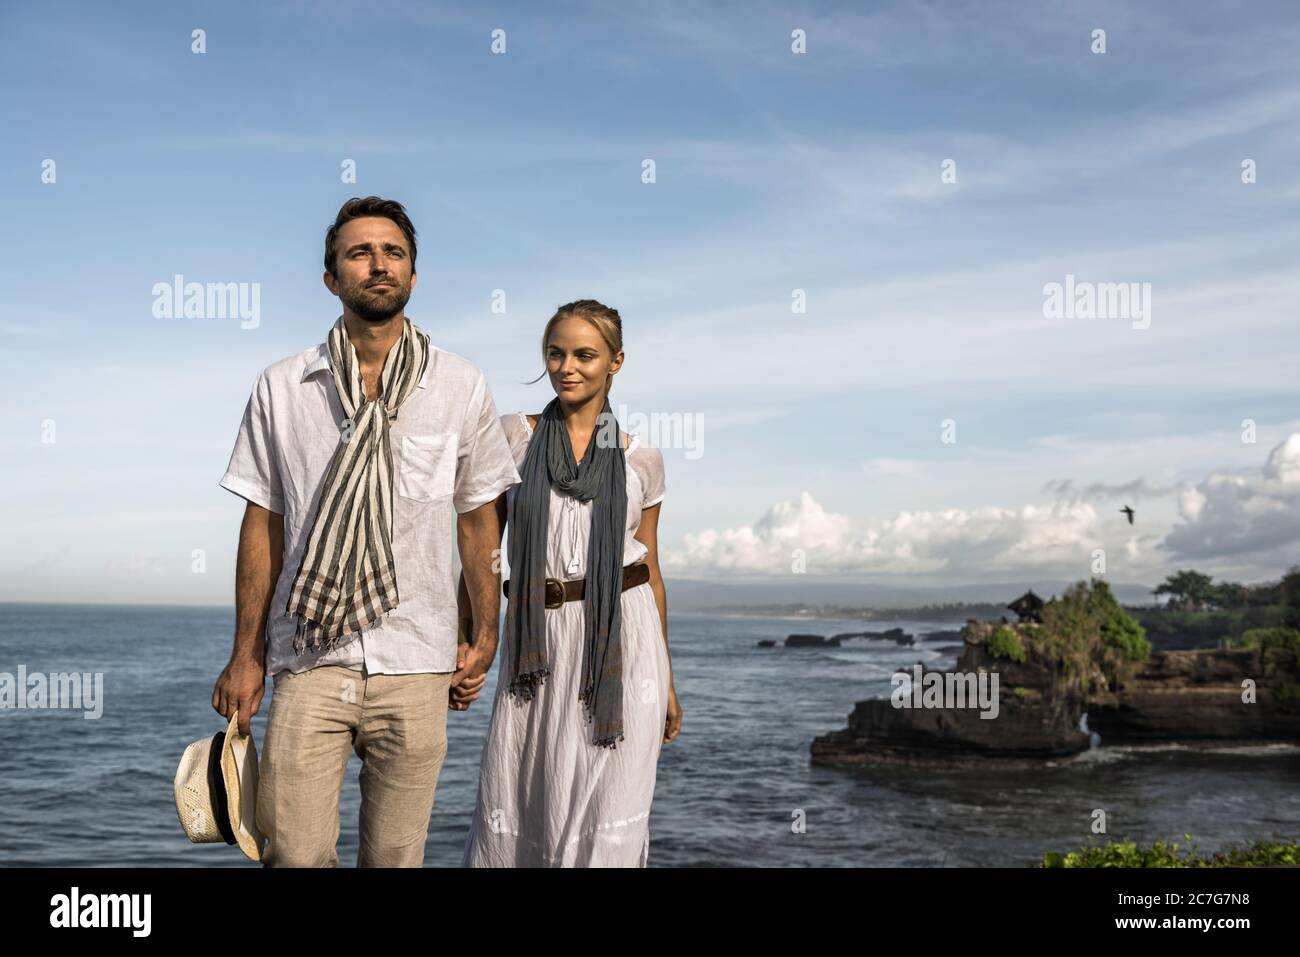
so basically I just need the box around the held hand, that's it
[450,640,494,711]
[663,684,682,744]
[450,617,482,711]
[212,656,266,737]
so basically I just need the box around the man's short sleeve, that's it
[219,371,285,514]
[454,372,522,514]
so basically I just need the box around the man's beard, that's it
[338,277,413,323]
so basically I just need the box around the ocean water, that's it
[1,602,1298,867]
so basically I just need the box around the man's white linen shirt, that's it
[219,335,521,677]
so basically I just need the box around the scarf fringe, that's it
[291,607,389,656]
[579,682,625,749]
[507,668,551,702]
[292,614,328,657]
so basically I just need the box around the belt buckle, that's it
[543,577,565,609]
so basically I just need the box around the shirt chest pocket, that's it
[397,432,459,503]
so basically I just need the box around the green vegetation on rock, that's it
[1229,625,1300,662]
[993,578,1150,698]
[1227,626,1300,709]
[987,625,1026,663]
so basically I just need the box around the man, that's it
[211,196,518,867]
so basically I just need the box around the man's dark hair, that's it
[324,196,418,277]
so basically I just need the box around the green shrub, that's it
[1093,581,1151,661]
[988,625,1026,663]
[1041,834,1300,868]
[1230,626,1300,663]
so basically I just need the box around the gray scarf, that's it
[504,396,628,748]
[287,315,429,653]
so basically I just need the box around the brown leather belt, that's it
[503,562,650,609]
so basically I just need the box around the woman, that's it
[458,298,682,867]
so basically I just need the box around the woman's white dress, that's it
[461,411,671,867]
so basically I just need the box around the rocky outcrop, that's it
[780,628,914,648]
[811,624,1088,766]
[1087,648,1300,742]
[842,627,914,646]
[786,634,841,648]
[810,685,1089,766]
[810,620,1300,766]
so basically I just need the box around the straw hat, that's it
[174,710,265,862]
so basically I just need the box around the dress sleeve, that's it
[631,444,665,509]
[219,370,285,514]
[498,411,529,465]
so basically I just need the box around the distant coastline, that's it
[703,602,1010,623]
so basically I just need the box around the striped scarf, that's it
[287,315,430,655]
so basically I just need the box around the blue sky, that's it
[2,0,1299,604]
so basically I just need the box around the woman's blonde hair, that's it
[531,299,623,398]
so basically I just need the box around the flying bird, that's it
[1120,505,1135,525]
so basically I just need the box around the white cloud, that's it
[665,489,1107,580]
[667,433,1300,582]
[1163,434,1300,560]
[1264,433,1300,484]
